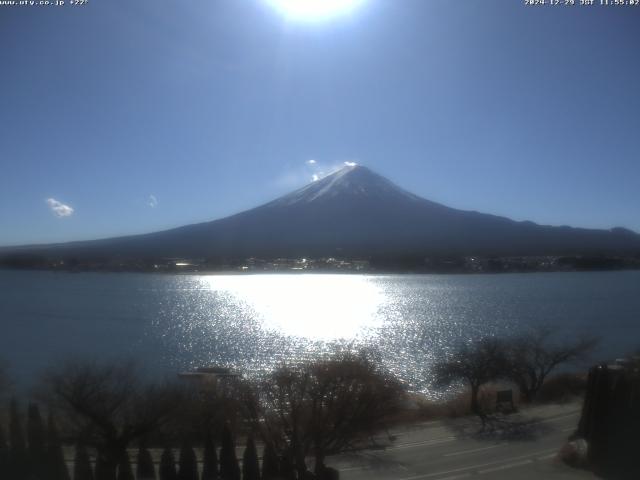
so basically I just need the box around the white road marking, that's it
[539,411,580,423]
[478,459,533,474]
[537,452,558,461]
[338,466,364,472]
[338,462,410,473]
[443,443,505,457]
[436,474,471,480]
[387,436,456,451]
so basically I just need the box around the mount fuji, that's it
[3,165,640,261]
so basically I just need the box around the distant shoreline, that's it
[1,254,639,276]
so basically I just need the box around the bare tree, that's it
[166,373,255,446]
[503,327,597,403]
[433,337,507,418]
[259,365,309,477]
[259,353,406,477]
[41,360,183,480]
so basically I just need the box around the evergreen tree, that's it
[95,453,113,480]
[27,403,47,479]
[261,443,279,480]
[278,450,295,480]
[178,441,198,480]
[46,413,70,480]
[74,443,95,480]
[242,437,260,480]
[201,435,218,480]
[136,443,156,480]
[0,424,9,476]
[159,448,178,480]
[117,451,135,480]
[219,425,240,480]
[9,398,27,480]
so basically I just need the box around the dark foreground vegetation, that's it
[0,329,608,480]
[0,354,405,480]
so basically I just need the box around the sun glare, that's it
[200,274,385,340]
[266,0,365,21]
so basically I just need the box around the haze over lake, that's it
[2,269,639,396]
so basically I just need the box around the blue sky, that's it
[1,0,639,246]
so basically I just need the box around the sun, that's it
[266,0,365,21]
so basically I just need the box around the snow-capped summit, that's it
[271,164,422,206]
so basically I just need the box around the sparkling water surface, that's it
[1,270,639,396]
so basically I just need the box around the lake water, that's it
[1,269,639,396]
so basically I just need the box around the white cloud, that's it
[306,159,317,165]
[312,174,320,182]
[344,161,358,167]
[148,194,158,208]
[46,198,74,218]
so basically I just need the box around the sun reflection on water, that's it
[197,274,386,340]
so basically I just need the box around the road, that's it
[328,403,598,480]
